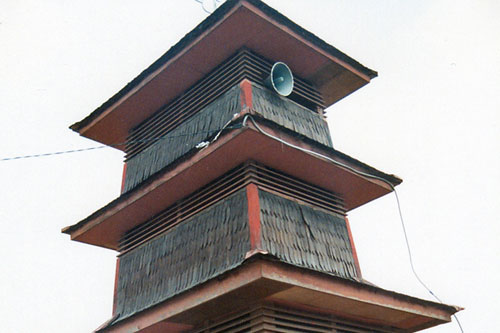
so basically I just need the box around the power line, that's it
[194,0,215,14]
[1,113,464,331]
[4,0,232,162]
[193,0,224,14]
[1,145,108,161]
[0,125,241,162]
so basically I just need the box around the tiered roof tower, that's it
[63,1,460,332]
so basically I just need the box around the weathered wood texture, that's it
[114,189,250,322]
[251,84,332,147]
[122,84,241,192]
[114,186,356,323]
[122,81,332,193]
[259,190,357,280]
[119,162,344,253]
[125,49,325,161]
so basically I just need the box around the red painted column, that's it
[112,257,120,315]
[345,217,362,278]
[240,79,253,111]
[120,163,127,194]
[246,183,261,251]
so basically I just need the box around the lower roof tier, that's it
[118,161,347,253]
[62,115,401,250]
[96,258,461,333]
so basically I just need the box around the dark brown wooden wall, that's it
[113,185,357,324]
[122,82,332,194]
[114,189,250,322]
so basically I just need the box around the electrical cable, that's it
[193,0,225,14]
[242,114,464,332]
[0,110,463,331]
[194,0,215,14]
[195,113,240,149]
[0,125,241,162]
[211,116,235,143]
[1,145,108,161]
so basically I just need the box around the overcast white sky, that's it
[1,1,498,332]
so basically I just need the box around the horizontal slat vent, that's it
[118,162,344,253]
[125,49,324,160]
[193,304,399,333]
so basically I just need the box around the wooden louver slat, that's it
[125,49,325,160]
[192,304,398,333]
[118,162,344,253]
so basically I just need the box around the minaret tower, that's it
[63,1,460,332]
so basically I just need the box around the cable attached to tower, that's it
[193,0,224,14]
[242,114,465,332]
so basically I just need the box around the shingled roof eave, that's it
[61,124,401,240]
[96,257,461,331]
[70,0,377,134]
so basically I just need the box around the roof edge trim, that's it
[62,125,401,239]
[70,0,377,135]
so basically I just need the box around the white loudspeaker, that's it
[265,62,294,96]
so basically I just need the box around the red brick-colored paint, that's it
[239,79,253,110]
[345,217,362,278]
[120,163,127,194]
[101,260,457,332]
[246,183,261,250]
[112,257,120,315]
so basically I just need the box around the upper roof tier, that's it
[70,0,377,149]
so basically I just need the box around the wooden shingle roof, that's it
[70,0,377,149]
